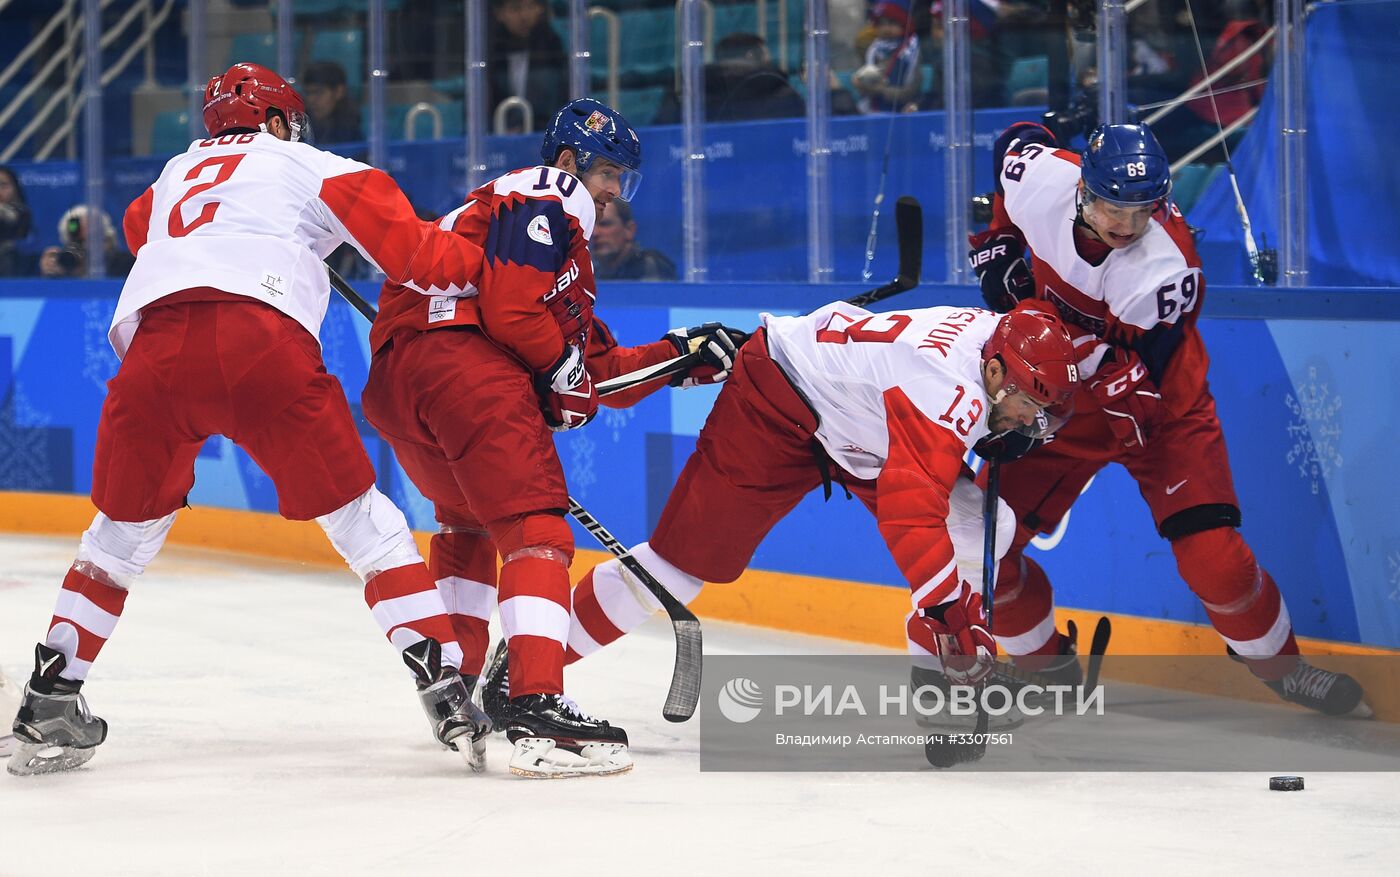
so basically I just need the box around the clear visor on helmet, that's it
[580,154,643,201]
[994,387,1073,439]
[1081,186,1162,215]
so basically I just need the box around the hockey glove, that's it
[968,228,1034,313]
[1088,347,1164,450]
[922,588,997,686]
[542,277,595,348]
[536,344,598,431]
[664,323,751,388]
[973,429,1046,464]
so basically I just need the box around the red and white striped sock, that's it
[44,563,130,683]
[364,563,464,672]
[566,543,703,665]
[428,527,498,677]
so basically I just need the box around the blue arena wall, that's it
[2,279,1399,648]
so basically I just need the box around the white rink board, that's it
[1,534,1397,876]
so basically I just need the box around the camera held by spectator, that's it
[39,205,134,278]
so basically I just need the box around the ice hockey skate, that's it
[8,643,108,776]
[1262,659,1372,718]
[482,640,631,777]
[503,693,632,778]
[401,638,491,772]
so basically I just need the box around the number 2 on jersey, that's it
[168,154,245,238]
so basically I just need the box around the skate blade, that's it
[1347,699,1375,720]
[6,742,97,776]
[451,735,488,773]
[507,737,633,779]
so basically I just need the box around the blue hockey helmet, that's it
[1080,123,1171,206]
[540,98,643,201]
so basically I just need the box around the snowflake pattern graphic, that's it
[600,405,636,442]
[0,387,56,488]
[1388,551,1400,606]
[81,300,119,394]
[568,430,598,497]
[1284,365,1342,495]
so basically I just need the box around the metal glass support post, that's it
[804,0,832,282]
[569,0,589,99]
[187,0,206,140]
[1096,0,1128,125]
[83,0,105,277]
[368,0,387,169]
[466,0,488,190]
[679,0,707,281]
[277,0,294,83]
[1276,0,1307,287]
[944,0,972,283]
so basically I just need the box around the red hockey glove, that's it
[1088,348,1164,450]
[968,228,1034,313]
[922,588,997,685]
[542,274,594,348]
[663,323,751,387]
[536,344,598,431]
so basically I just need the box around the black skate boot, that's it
[8,643,108,776]
[504,693,631,778]
[1004,620,1083,689]
[1263,660,1372,718]
[402,638,491,772]
[480,639,513,732]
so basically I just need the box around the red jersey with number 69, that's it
[112,131,482,358]
[991,137,1209,413]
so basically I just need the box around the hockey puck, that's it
[1269,775,1304,791]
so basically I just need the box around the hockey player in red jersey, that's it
[362,98,747,777]
[553,302,1080,699]
[965,120,1368,716]
[8,63,494,777]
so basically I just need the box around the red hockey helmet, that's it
[202,62,310,141]
[983,307,1079,408]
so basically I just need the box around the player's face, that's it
[581,158,626,215]
[1081,189,1155,248]
[989,388,1047,433]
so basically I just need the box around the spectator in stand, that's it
[655,33,811,125]
[0,166,34,276]
[488,0,567,132]
[922,0,1011,108]
[301,61,363,145]
[38,205,134,279]
[591,199,677,282]
[852,0,922,114]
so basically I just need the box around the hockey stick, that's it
[926,460,997,768]
[847,196,924,308]
[325,266,704,721]
[565,498,701,723]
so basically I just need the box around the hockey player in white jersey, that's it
[535,302,1079,694]
[8,63,492,776]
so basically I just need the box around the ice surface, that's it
[1,534,1397,875]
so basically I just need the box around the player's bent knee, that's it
[77,511,178,586]
[316,486,422,580]
[630,542,704,605]
[1159,503,1241,542]
[1171,526,1255,599]
[491,511,575,568]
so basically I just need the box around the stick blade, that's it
[893,195,923,289]
[662,619,703,722]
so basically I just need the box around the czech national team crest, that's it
[585,110,609,132]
